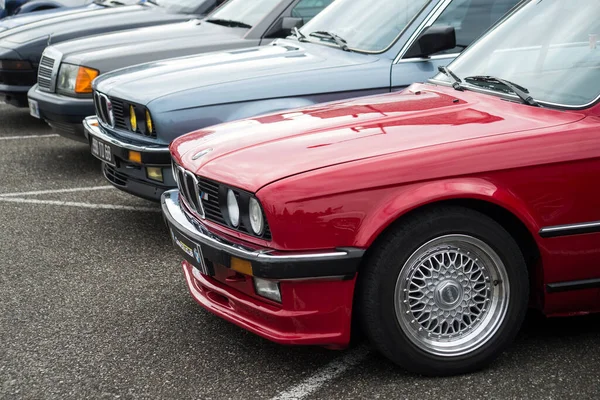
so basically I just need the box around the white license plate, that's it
[28,99,40,119]
[90,137,115,166]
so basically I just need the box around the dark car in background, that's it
[28,0,332,141]
[0,0,222,107]
[1,0,93,19]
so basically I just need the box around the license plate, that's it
[28,99,40,119]
[170,228,213,276]
[90,137,115,166]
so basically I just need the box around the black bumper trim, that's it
[546,278,600,293]
[162,190,364,280]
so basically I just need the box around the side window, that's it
[290,0,335,25]
[430,0,519,55]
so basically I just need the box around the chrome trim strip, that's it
[83,116,169,153]
[539,221,600,238]
[396,53,459,64]
[162,189,362,264]
[394,0,452,64]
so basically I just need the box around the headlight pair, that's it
[223,188,266,237]
[56,63,99,94]
[128,103,155,136]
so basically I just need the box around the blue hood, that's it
[95,39,387,110]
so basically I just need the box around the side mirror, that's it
[281,16,303,31]
[404,25,456,59]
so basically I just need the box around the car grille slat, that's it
[37,55,55,91]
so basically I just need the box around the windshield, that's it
[299,0,429,53]
[434,0,600,107]
[208,0,282,27]
[150,0,217,14]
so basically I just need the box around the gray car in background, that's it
[28,0,332,141]
[86,0,520,201]
[0,0,221,107]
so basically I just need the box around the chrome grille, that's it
[173,161,272,240]
[93,91,114,128]
[176,165,205,220]
[37,55,55,91]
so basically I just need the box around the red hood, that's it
[171,83,584,192]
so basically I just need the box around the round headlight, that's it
[129,105,137,132]
[226,189,240,227]
[249,197,264,235]
[146,110,153,134]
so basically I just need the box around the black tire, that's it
[357,206,529,376]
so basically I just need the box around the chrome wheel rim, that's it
[394,234,510,357]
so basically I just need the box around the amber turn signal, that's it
[128,150,142,163]
[230,257,253,276]
[74,66,99,94]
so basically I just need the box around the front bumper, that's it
[84,116,173,202]
[162,189,364,346]
[0,80,32,108]
[28,84,93,143]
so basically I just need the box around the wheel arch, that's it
[356,181,544,307]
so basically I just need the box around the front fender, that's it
[354,177,540,249]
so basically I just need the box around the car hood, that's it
[0,4,101,31]
[0,4,190,48]
[57,20,247,69]
[171,83,586,193]
[94,39,382,108]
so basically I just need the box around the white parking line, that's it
[0,134,60,141]
[0,186,114,197]
[270,347,370,400]
[0,197,160,212]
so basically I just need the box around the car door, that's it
[390,0,519,90]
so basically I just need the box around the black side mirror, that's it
[281,16,304,31]
[404,25,456,59]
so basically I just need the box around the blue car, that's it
[1,0,94,19]
[85,0,521,202]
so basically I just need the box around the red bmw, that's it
[162,0,600,375]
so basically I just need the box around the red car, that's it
[162,0,600,376]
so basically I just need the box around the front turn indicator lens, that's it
[74,66,99,94]
[231,257,253,276]
[128,150,142,163]
[147,167,163,182]
[0,60,32,70]
[129,105,137,132]
[146,110,153,134]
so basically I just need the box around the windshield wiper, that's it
[206,18,252,29]
[293,27,308,42]
[438,65,464,91]
[464,75,539,107]
[94,0,126,6]
[309,31,350,51]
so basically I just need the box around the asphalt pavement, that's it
[1,104,599,399]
